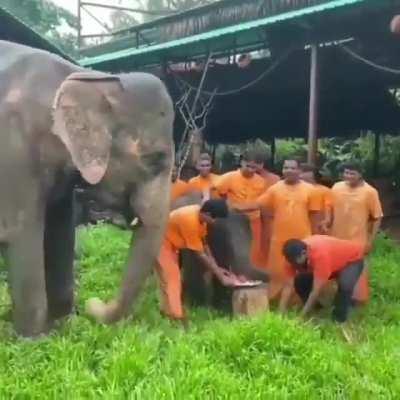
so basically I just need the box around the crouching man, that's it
[279,235,365,323]
[157,199,240,322]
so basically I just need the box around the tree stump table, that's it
[232,283,269,316]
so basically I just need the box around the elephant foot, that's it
[14,308,50,338]
[85,298,121,324]
[48,299,75,321]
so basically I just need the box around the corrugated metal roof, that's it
[80,0,371,69]
[0,5,75,61]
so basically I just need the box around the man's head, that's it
[300,163,319,184]
[171,165,178,182]
[282,239,308,270]
[200,199,228,225]
[252,150,268,174]
[196,153,212,178]
[342,161,363,187]
[240,150,259,178]
[282,159,301,184]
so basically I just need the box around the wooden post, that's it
[188,129,204,167]
[373,131,381,177]
[307,44,320,165]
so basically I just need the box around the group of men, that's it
[157,150,383,326]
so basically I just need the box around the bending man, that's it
[280,235,365,322]
[157,199,239,322]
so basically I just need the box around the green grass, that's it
[0,225,399,399]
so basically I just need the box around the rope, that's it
[168,48,293,97]
[177,52,214,177]
[340,43,400,75]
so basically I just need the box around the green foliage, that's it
[0,0,79,56]
[319,133,400,182]
[0,224,399,398]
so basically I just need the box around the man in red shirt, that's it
[280,235,365,322]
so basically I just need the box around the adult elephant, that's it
[0,40,174,337]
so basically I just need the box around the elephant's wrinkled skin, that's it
[171,197,269,312]
[0,41,174,337]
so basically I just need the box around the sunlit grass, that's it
[0,225,398,398]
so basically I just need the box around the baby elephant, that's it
[181,209,269,312]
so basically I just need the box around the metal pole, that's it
[77,0,81,53]
[81,1,172,15]
[307,44,319,165]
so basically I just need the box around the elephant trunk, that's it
[86,172,171,324]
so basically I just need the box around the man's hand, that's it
[216,268,241,287]
[319,220,330,234]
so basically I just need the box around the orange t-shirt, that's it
[164,205,207,252]
[258,169,280,189]
[214,169,267,219]
[257,180,321,241]
[331,181,383,245]
[314,184,332,214]
[188,173,220,193]
[256,181,321,281]
[170,179,191,202]
[284,235,365,282]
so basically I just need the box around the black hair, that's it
[283,159,301,167]
[200,199,228,219]
[198,153,212,162]
[241,150,259,163]
[282,239,307,263]
[341,161,363,174]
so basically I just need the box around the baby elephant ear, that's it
[52,72,122,184]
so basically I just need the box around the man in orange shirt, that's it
[300,163,332,234]
[170,165,192,203]
[280,235,365,323]
[188,153,220,200]
[330,162,383,303]
[157,199,240,322]
[234,159,321,299]
[213,150,267,268]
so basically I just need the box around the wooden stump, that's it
[232,284,269,316]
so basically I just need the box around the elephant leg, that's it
[44,191,75,320]
[86,170,171,323]
[7,220,48,337]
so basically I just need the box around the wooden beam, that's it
[307,44,319,165]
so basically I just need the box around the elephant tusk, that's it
[130,217,139,227]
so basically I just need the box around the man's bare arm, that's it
[366,217,382,253]
[231,202,260,212]
[301,279,324,316]
[279,281,294,313]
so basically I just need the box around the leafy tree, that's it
[0,0,78,56]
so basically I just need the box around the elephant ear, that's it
[52,72,123,185]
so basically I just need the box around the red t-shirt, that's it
[285,235,364,282]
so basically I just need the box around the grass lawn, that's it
[0,225,399,399]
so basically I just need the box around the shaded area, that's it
[166,42,400,143]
